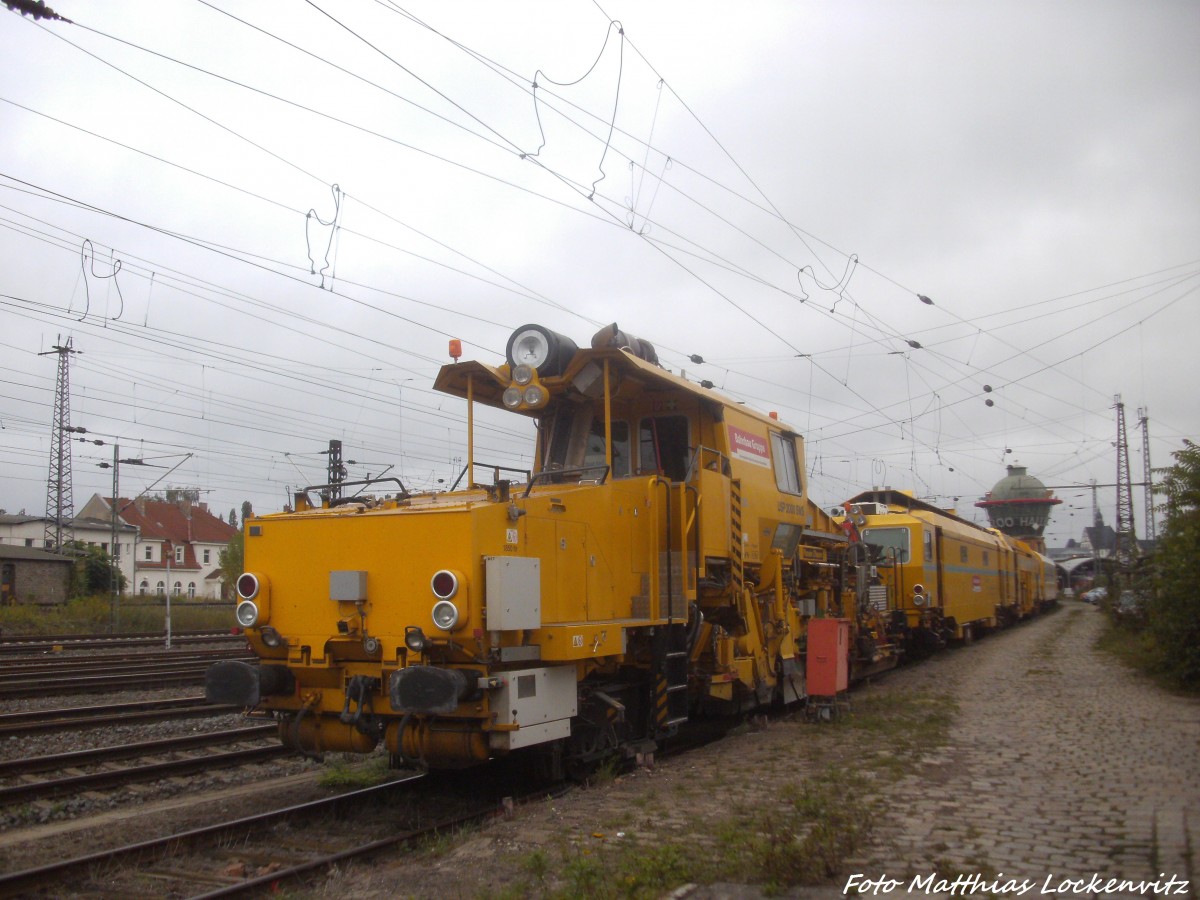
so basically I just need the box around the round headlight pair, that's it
[502,383,547,410]
[235,572,270,628]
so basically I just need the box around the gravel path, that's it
[856,601,1200,890]
[315,602,1199,899]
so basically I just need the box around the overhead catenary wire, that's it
[1,2,1188,524]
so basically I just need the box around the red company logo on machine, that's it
[972,575,983,592]
[728,425,770,468]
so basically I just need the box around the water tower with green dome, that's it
[975,464,1061,554]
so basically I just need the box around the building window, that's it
[175,546,184,564]
[139,580,148,595]
[173,581,182,595]
[156,581,165,595]
[145,546,153,561]
[25,538,33,547]
[203,549,211,564]
[187,582,196,599]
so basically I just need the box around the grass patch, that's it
[541,840,708,900]
[838,690,956,769]
[1094,619,1198,694]
[721,767,875,893]
[586,754,622,788]
[0,594,234,635]
[316,755,392,790]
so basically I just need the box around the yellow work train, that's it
[207,323,899,772]
[836,489,1058,656]
[206,323,1053,773]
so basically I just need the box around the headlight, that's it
[502,386,522,409]
[404,626,427,653]
[522,385,547,408]
[508,327,551,368]
[260,626,284,648]
[431,600,459,631]
[236,600,260,627]
[504,324,578,377]
[512,364,534,385]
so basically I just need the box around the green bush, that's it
[1144,441,1200,688]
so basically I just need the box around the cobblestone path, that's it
[855,600,1200,893]
[325,601,1199,898]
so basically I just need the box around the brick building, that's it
[0,543,73,605]
[0,512,138,589]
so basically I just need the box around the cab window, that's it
[542,406,631,478]
[862,526,910,564]
[583,418,631,478]
[770,432,802,495]
[639,416,690,482]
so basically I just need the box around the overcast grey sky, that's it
[1,0,1196,547]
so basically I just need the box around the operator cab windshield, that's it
[540,405,631,478]
[538,404,692,483]
[861,526,910,564]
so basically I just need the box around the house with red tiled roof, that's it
[77,494,238,600]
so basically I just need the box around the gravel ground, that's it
[0,640,322,839]
[292,602,1199,900]
[3,607,1196,900]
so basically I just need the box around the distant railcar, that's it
[836,489,1058,655]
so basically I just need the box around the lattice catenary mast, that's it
[1112,395,1137,567]
[40,337,79,552]
[1137,407,1155,543]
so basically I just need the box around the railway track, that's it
[0,655,254,698]
[0,630,242,655]
[0,724,282,805]
[0,667,226,698]
[0,773,540,898]
[0,647,249,672]
[0,696,239,737]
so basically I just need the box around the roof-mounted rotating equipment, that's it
[505,325,578,378]
[591,323,659,365]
